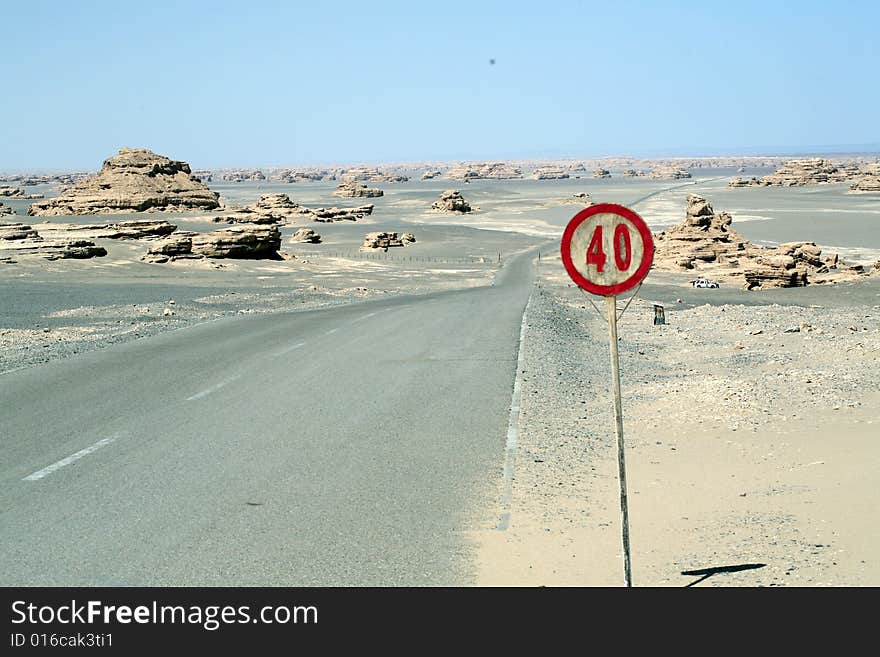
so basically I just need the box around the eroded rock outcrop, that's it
[532,166,569,180]
[211,193,302,224]
[28,148,220,216]
[340,167,408,183]
[333,181,384,198]
[360,232,415,250]
[729,159,871,188]
[142,225,281,262]
[421,170,441,180]
[447,162,523,180]
[290,228,321,243]
[431,190,471,213]
[192,225,281,258]
[0,202,13,216]
[0,221,106,261]
[210,194,373,225]
[654,194,750,269]
[651,166,692,180]
[278,170,327,183]
[29,219,177,240]
[0,222,40,240]
[1,239,107,261]
[654,194,866,289]
[221,169,266,182]
[0,186,42,199]
[759,158,853,186]
[592,168,611,179]
[141,232,196,262]
[309,205,374,222]
[849,163,880,193]
[727,177,763,188]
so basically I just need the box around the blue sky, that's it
[2,0,878,170]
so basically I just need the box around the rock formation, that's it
[333,181,384,198]
[728,159,876,188]
[141,232,197,262]
[28,148,220,216]
[290,228,321,243]
[654,194,866,289]
[0,202,13,216]
[221,169,266,182]
[0,221,106,261]
[207,193,372,225]
[654,194,750,269]
[0,222,40,240]
[309,205,374,222]
[727,177,763,188]
[447,162,523,180]
[29,219,177,240]
[211,193,302,224]
[766,159,858,186]
[252,193,300,215]
[340,167,408,183]
[431,190,471,213]
[0,186,42,199]
[361,232,415,250]
[849,163,880,193]
[532,166,569,180]
[278,170,326,183]
[592,168,611,179]
[142,225,281,263]
[421,170,441,180]
[651,166,692,180]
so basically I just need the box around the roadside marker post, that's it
[560,203,655,587]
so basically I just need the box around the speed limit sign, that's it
[561,203,654,296]
[559,202,655,588]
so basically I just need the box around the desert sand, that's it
[3,158,878,586]
[471,261,879,586]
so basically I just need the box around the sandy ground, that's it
[0,223,539,373]
[4,173,879,586]
[472,258,879,587]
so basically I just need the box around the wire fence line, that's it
[293,251,504,265]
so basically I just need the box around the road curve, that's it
[0,249,537,585]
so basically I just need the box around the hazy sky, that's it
[3,0,878,170]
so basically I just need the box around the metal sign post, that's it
[605,294,632,587]
[561,203,654,588]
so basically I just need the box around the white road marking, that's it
[325,328,338,335]
[186,375,240,401]
[497,292,532,531]
[275,341,306,356]
[23,435,119,481]
[350,310,379,323]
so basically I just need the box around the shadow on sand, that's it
[681,563,767,587]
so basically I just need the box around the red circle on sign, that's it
[560,203,654,296]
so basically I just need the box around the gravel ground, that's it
[0,285,388,374]
[0,231,531,374]
[476,257,879,586]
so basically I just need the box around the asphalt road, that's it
[0,249,537,585]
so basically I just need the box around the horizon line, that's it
[3,144,879,175]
